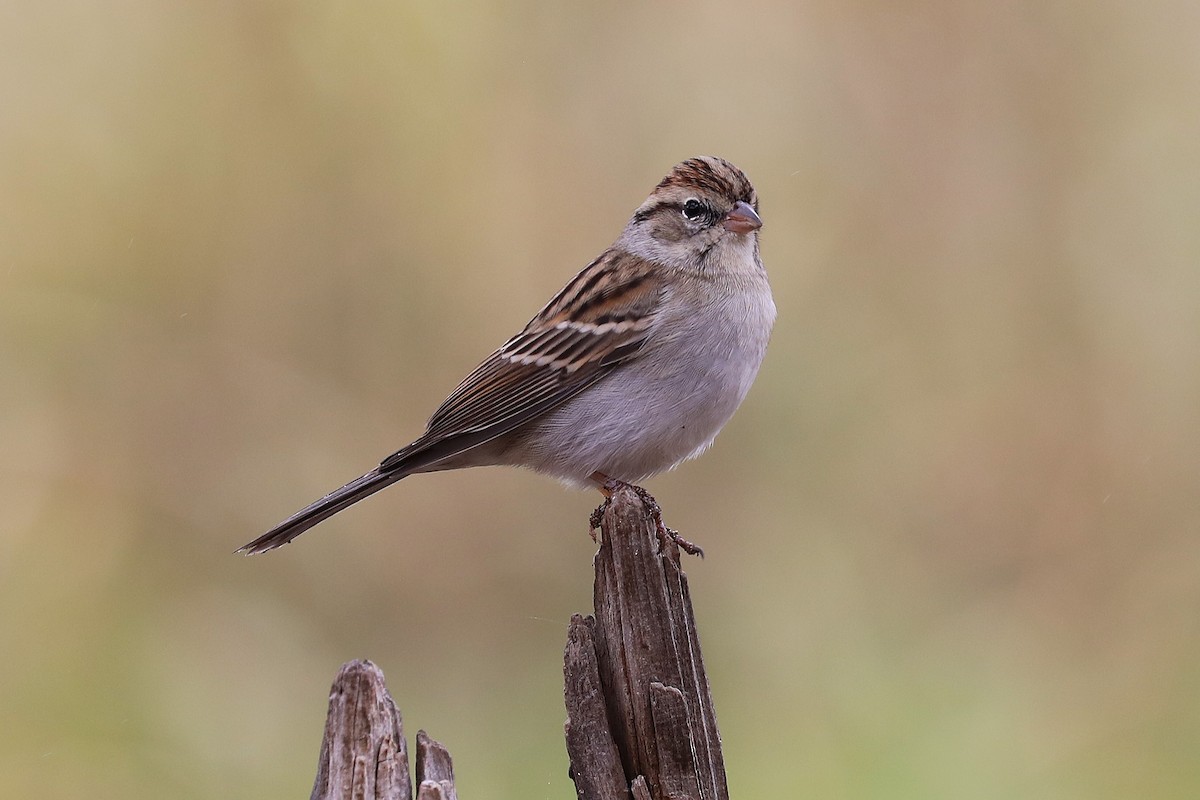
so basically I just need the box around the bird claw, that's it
[659,524,704,558]
[589,502,608,532]
[588,503,606,541]
[588,476,704,558]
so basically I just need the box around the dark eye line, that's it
[633,198,724,226]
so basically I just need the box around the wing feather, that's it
[379,251,663,473]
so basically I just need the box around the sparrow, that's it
[240,156,775,554]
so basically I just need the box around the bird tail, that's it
[237,467,409,555]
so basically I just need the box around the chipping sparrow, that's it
[240,156,775,554]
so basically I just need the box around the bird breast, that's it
[504,274,775,486]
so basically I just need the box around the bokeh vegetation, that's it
[2,2,1198,798]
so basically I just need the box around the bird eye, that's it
[681,198,707,222]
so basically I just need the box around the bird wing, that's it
[380,251,664,472]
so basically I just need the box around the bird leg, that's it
[589,472,704,557]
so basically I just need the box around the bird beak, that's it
[723,201,762,234]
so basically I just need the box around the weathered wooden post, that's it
[564,485,727,800]
[308,485,727,800]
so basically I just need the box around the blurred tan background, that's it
[2,2,1198,798]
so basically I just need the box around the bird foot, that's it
[588,474,704,558]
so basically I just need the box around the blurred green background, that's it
[2,2,1198,798]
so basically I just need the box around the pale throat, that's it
[620,223,757,277]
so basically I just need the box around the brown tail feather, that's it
[237,467,408,554]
